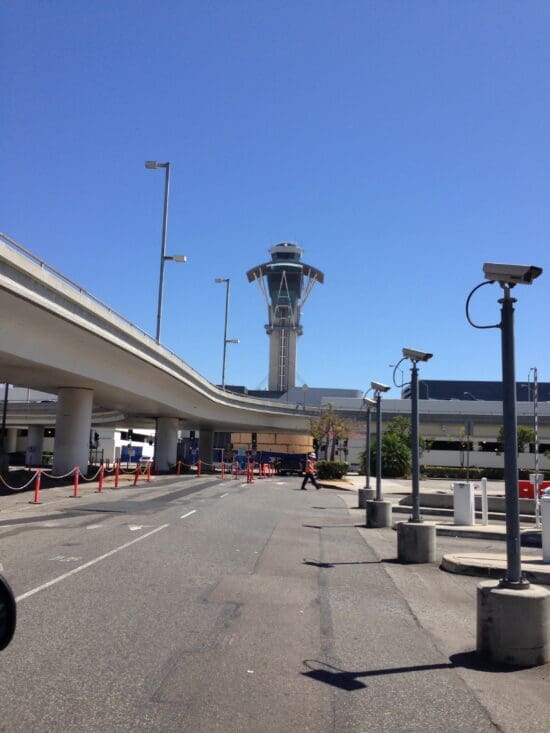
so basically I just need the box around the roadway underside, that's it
[0,475,547,732]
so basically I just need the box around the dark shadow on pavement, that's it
[303,559,382,569]
[449,651,528,673]
[302,659,454,690]
[302,652,526,690]
[0,511,90,527]
[302,523,365,529]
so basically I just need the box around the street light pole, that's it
[220,278,229,389]
[145,161,171,343]
[215,278,239,390]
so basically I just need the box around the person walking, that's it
[301,452,320,490]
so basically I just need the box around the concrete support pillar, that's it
[53,388,93,475]
[155,417,179,473]
[6,428,17,454]
[366,499,392,528]
[477,581,550,666]
[397,521,436,563]
[26,426,45,467]
[199,429,214,472]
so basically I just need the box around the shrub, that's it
[316,461,348,480]
[381,433,412,478]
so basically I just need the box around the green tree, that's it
[497,425,535,454]
[310,403,351,461]
[385,415,429,454]
[359,416,414,478]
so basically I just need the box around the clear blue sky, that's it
[2,2,549,398]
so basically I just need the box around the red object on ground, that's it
[31,469,42,504]
[518,479,550,499]
[73,467,80,498]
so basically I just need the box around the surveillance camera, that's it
[402,347,433,362]
[483,262,543,286]
[363,397,376,407]
[371,381,390,393]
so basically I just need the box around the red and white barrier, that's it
[31,469,42,504]
[71,467,80,498]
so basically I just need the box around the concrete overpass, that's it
[0,233,311,472]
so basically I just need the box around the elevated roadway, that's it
[0,233,311,471]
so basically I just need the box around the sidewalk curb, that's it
[441,553,550,586]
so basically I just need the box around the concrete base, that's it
[477,581,550,667]
[366,500,392,528]
[397,521,436,563]
[358,488,375,508]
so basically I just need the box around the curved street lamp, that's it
[215,278,239,389]
[145,161,187,343]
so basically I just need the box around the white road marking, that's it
[128,524,145,531]
[49,555,82,563]
[180,510,196,519]
[220,492,229,498]
[86,524,103,530]
[16,524,169,603]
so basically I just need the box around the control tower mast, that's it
[246,243,324,392]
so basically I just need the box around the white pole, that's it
[481,477,489,526]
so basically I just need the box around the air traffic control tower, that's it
[247,243,324,392]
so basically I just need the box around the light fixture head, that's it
[483,262,542,286]
[363,397,376,408]
[145,160,159,169]
[371,381,390,393]
[215,277,229,283]
[402,347,433,362]
[225,338,239,344]
[171,255,187,263]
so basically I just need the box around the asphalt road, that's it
[0,474,547,731]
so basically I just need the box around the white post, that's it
[481,477,489,526]
[541,488,550,564]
